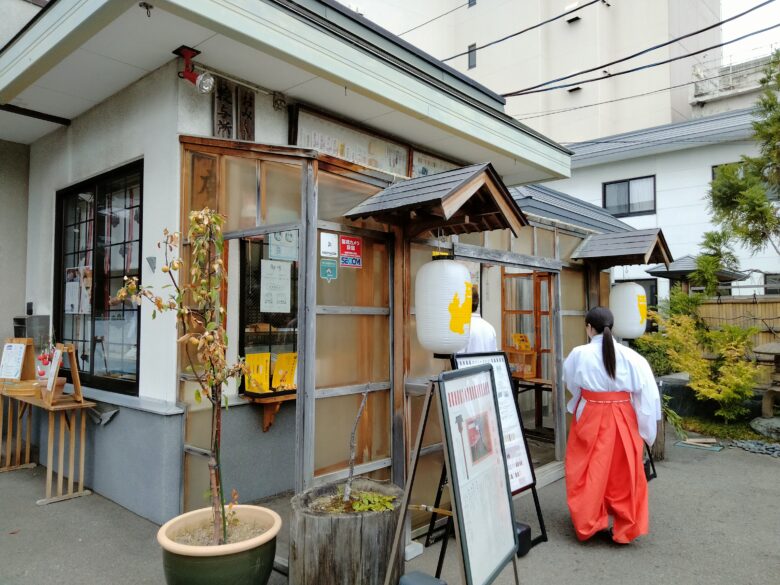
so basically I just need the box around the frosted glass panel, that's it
[225,156,257,231]
[264,161,301,224]
[318,172,380,222]
[314,391,390,475]
[562,269,586,311]
[316,315,389,388]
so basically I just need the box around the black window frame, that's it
[53,160,143,396]
[467,43,477,69]
[602,175,656,218]
[765,273,780,295]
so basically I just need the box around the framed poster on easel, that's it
[452,352,535,494]
[438,365,518,585]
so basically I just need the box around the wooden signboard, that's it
[0,338,40,397]
[438,365,518,585]
[40,344,83,406]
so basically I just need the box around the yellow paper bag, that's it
[245,353,271,393]
[272,352,298,391]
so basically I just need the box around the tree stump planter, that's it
[290,478,404,585]
[157,505,282,585]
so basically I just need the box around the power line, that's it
[440,0,602,63]
[397,2,469,37]
[508,61,768,121]
[506,0,776,96]
[503,22,780,97]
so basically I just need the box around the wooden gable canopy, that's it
[344,163,528,237]
[571,228,673,270]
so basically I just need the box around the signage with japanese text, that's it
[339,235,362,268]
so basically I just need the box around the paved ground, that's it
[1,431,778,584]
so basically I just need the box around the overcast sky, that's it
[721,0,780,64]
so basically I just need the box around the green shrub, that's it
[634,331,674,377]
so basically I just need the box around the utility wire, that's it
[503,22,780,96]
[441,0,602,63]
[397,2,469,37]
[506,0,776,96]
[508,61,767,121]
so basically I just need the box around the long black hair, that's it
[586,307,616,380]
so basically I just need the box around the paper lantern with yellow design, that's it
[415,259,472,354]
[609,282,647,339]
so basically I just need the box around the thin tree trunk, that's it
[343,390,369,503]
[209,383,224,544]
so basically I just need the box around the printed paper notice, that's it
[320,232,338,258]
[260,260,291,313]
[269,230,298,261]
[0,343,26,380]
[455,353,534,493]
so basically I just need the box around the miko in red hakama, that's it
[565,390,648,544]
[563,333,660,544]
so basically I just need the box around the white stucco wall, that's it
[27,60,181,402]
[548,140,778,298]
[0,139,29,339]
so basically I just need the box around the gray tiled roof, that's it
[572,228,672,265]
[569,108,756,167]
[646,254,747,282]
[346,163,490,216]
[511,183,632,234]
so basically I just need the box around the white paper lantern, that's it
[415,259,472,354]
[609,282,648,339]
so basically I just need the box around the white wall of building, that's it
[548,139,778,298]
[0,139,29,339]
[359,0,720,143]
[27,61,181,403]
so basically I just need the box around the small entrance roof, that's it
[344,163,528,237]
[646,254,747,282]
[571,228,673,268]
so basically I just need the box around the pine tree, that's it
[696,50,780,292]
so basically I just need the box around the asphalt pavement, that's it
[1,429,778,585]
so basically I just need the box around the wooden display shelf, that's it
[243,392,296,432]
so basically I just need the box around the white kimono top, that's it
[458,313,498,354]
[563,334,662,445]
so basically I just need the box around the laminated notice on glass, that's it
[260,260,291,313]
[269,230,298,261]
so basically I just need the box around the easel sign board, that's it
[453,352,535,494]
[438,365,517,585]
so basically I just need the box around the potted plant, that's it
[114,209,281,585]
[289,390,404,585]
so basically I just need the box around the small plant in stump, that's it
[114,209,246,545]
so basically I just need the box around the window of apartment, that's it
[766,273,780,295]
[603,176,655,217]
[468,43,477,69]
[712,163,779,201]
[54,161,143,395]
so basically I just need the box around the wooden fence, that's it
[698,295,780,384]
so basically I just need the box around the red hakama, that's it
[565,390,648,544]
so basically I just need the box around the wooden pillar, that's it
[391,225,410,487]
[586,263,601,309]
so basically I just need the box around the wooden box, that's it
[507,349,537,379]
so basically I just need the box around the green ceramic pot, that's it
[157,505,282,585]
